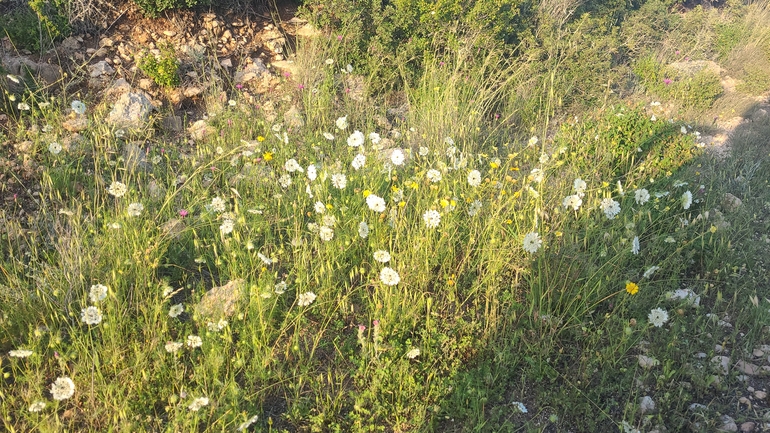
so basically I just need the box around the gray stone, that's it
[107,91,155,129]
[188,120,214,141]
[89,61,115,78]
[234,58,268,84]
[639,396,655,414]
[283,105,304,129]
[162,115,183,132]
[197,279,244,319]
[718,415,738,432]
[711,356,731,375]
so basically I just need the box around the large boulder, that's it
[107,91,155,130]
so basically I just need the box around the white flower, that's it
[335,116,348,130]
[632,236,640,255]
[539,153,549,164]
[307,164,317,181]
[664,236,675,243]
[622,420,641,433]
[573,178,587,196]
[390,148,405,166]
[274,281,287,294]
[418,146,429,156]
[89,284,108,303]
[188,397,209,411]
[681,190,692,210]
[366,194,386,212]
[358,221,369,238]
[237,415,260,431]
[600,198,621,220]
[352,153,366,170]
[165,341,183,353]
[211,197,226,213]
[6,74,20,83]
[279,174,292,188]
[529,168,544,183]
[346,64,353,73]
[347,130,365,147]
[319,225,334,241]
[28,401,46,412]
[323,132,335,140]
[522,232,541,253]
[81,306,103,325]
[426,169,442,183]
[444,137,455,146]
[298,291,317,307]
[220,219,235,235]
[71,100,86,115]
[107,181,127,198]
[369,132,381,144]
[681,125,687,134]
[322,214,336,226]
[467,170,482,187]
[423,209,441,229]
[50,377,75,401]
[513,401,528,413]
[325,58,334,65]
[284,158,303,173]
[648,308,669,327]
[562,195,582,211]
[373,250,391,263]
[406,348,420,359]
[379,267,400,285]
[9,349,33,358]
[643,266,660,279]
[314,201,326,214]
[18,102,30,111]
[468,200,482,217]
[187,335,203,348]
[48,142,62,155]
[528,136,539,146]
[331,173,347,189]
[635,189,650,205]
[169,303,184,318]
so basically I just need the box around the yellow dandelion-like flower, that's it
[440,199,449,208]
[625,281,639,295]
[257,136,265,142]
[262,151,273,161]
[362,189,372,198]
[709,225,717,233]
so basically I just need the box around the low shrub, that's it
[138,44,181,88]
[133,0,211,18]
[0,0,70,53]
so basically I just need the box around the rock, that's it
[220,58,233,68]
[162,30,176,37]
[739,396,751,407]
[37,63,62,84]
[711,356,730,375]
[62,116,89,132]
[99,37,114,47]
[723,193,742,212]
[668,60,722,78]
[639,396,655,414]
[295,23,321,38]
[735,360,761,376]
[162,115,183,132]
[197,279,244,319]
[638,355,660,368]
[60,36,80,51]
[167,89,186,107]
[107,91,155,130]
[184,86,203,98]
[741,422,756,432]
[88,61,115,78]
[718,415,738,432]
[138,78,154,91]
[122,142,149,173]
[283,106,304,129]
[271,60,298,77]
[161,218,184,238]
[753,348,764,358]
[754,390,767,399]
[188,120,214,141]
[234,58,268,83]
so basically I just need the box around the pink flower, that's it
[663,78,672,85]
[179,209,188,217]
[358,324,366,332]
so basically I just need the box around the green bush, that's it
[138,44,180,87]
[133,0,210,17]
[633,55,722,110]
[0,0,70,53]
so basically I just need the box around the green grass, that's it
[2,2,770,432]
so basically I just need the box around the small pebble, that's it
[755,390,767,399]
[740,421,755,432]
[753,348,764,357]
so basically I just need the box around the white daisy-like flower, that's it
[257,252,274,265]
[468,199,482,217]
[48,142,62,155]
[529,168,544,183]
[358,221,369,238]
[390,148,405,166]
[169,303,184,318]
[632,236,640,255]
[323,132,335,140]
[187,335,203,348]
[165,341,183,353]
[418,146,429,156]
[528,136,539,146]
[426,169,442,183]
[274,281,287,294]
[379,267,400,286]
[284,159,303,173]
[278,174,292,188]
[9,349,33,358]
[335,116,348,130]
[210,197,226,213]
[648,308,669,327]
[307,164,317,181]
[107,181,127,198]
[562,195,583,211]
[28,401,46,412]
[406,348,420,359]
[369,132,381,144]
[220,219,235,235]
[423,209,441,229]
[352,153,366,170]
[307,222,320,234]
[71,100,86,115]
[188,397,209,411]
[522,232,541,254]
[635,189,650,205]
[467,170,482,187]
[681,190,692,210]
[331,173,347,189]
[319,225,334,241]
[237,415,260,431]
[17,102,30,111]
[347,130,365,147]
[50,376,75,401]
[366,194,386,212]
[314,201,326,214]
[89,284,108,303]
[81,306,103,325]
[322,214,336,227]
[573,178,587,196]
[600,198,621,220]
[539,153,549,164]
[373,250,391,263]
[643,266,660,279]
[297,291,317,307]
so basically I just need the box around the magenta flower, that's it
[663,78,672,85]
[179,209,188,217]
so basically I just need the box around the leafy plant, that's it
[133,0,211,18]
[0,0,70,53]
[138,44,181,88]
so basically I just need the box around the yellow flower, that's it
[625,281,639,295]
[440,199,449,208]
[490,162,500,169]
[257,136,265,142]
[362,189,372,198]
[326,203,334,210]
[262,151,273,161]
[409,181,419,190]
[449,199,456,207]
[709,225,717,233]
[398,201,406,208]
